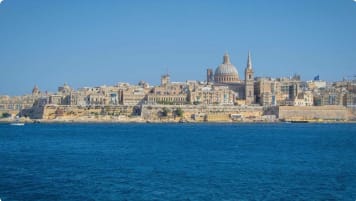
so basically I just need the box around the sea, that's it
[0,123,355,201]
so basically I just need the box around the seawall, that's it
[278,106,350,121]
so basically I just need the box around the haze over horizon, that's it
[0,0,355,96]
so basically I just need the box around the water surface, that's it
[0,123,355,200]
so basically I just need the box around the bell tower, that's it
[245,51,254,105]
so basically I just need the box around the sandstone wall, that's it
[28,105,137,121]
[23,104,353,123]
[278,106,350,121]
[141,105,264,122]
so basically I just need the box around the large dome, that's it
[215,63,239,75]
[214,53,239,83]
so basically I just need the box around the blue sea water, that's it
[0,123,356,201]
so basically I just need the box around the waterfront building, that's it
[254,77,278,106]
[343,92,356,107]
[147,75,189,105]
[0,95,37,111]
[275,76,301,105]
[311,79,356,108]
[88,94,107,105]
[3,52,355,121]
[293,91,314,106]
[147,94,187,105]
[334,79,356,93]
[68,91,89,106]
[188,84,235,105]
[254,76,303,106]
[0,85,44,116]
[49,94,63,105]
[314,87,345,106]
[208,52,255,103]
[118,85,149,106]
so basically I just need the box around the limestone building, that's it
[208,52,255,105]
[188,84,235,105]
[254,76,303,106]
[293,91,314,106]
[147,74,189,105]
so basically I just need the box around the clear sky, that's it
[0,0,355,95]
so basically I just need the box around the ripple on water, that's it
[0,123,355,201]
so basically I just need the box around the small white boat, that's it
[10,116,25,126]
[10,122,25,126]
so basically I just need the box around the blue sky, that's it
[0,0,355,95]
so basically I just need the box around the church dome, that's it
[32,85,40,95]
[214,53,239,83]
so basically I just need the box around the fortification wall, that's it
[24,104,354,123]
[347,107,356,121]
[141,105,264,122]
[28,105,137,121]
[20,106,44,119]
[0,109,21,117]
[278,106,350,121]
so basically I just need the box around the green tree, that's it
[174,108,184,117]
[1,112,11,118]
[161,107,170,117]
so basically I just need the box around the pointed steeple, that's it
[247,51,252,69]
[244,51,255,105]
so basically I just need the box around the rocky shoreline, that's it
[1,117,354,124]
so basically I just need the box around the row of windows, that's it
[150,97,186,102]
[215,76,237,82]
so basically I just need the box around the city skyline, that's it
[1,0,356,95]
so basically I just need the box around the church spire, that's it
[247,51,252,69]
[244,51,254,105]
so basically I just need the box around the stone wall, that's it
[20,106,44,119]
[21,104,354,122]
[278,106,350,121]
[141,105,264,122]
[346,107,356,121]
[1,109,21,117]
[22,105,137,120]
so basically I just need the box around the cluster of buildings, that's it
[1,52,355,119]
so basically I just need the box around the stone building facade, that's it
[208,52,255,105]
[254,76,302,106]
[147,75,189,105]
[188,84,235,105]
